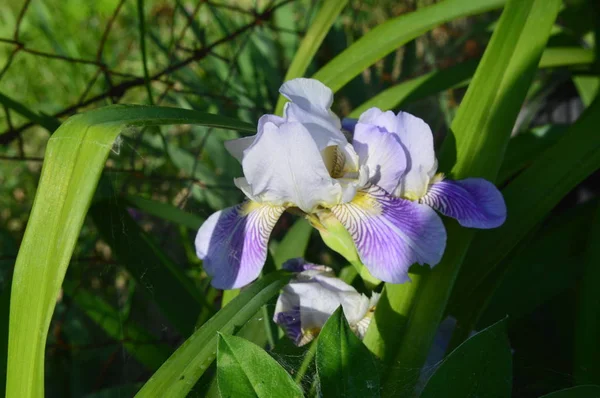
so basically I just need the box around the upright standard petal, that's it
[352,122,406,194]
[280,78,357,166]
[241,121,342,212]
[392,111,438,199]
[195,201,285,289]
[330,185,446,283]
[224,114,285,162]
[421,178,507,229]
[357,108,438,199]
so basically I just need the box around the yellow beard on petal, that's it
[350,190,382,215]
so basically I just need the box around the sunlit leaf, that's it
[312,0,506,93]
[216,333,303,397]
[5,105,256,397]
[135,271,291,398]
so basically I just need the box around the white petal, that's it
[280,78,336,114]
[241,121,342,212]
[224,136,255,162]
[392,111,437,199]
[224,114,284,161]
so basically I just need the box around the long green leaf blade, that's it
[375,0,561,394]
[274,0,348,114]
[135,272,291,398]
[6,105,256,398]
[312,0,505,93]
[451,97,600,321]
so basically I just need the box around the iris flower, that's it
[195,78,506,289]
[273,258,380,346]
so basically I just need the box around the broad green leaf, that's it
[451,96,600,323]
[5,104,256,398]
[377,0,561,394]
[62,280,171,371]
[135,271,292,398]
[90,198,207,335]
[316,308,381,398]
[420,319,512,398]
[126,195,204,230]
[273,218,313,269]
[312,0,506,93]
[216,334,303,398]
[575,203,600,385]
[274,0,348,114]
[540,385,600,398]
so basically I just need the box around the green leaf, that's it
[348,47,593,119]
[90,197,206,335]
[135,271,292,398]
[216,334,303,398]
[575,203,600,385]
[274,0,349,114]
[451,96,600,325]
[5,104,256,398]
[539,385,600,398]
[62,280,171,371]
[348,58,478,118]
[376,0,561,393]
[0,91,61,133]
[420,319,512,398]
[478,200,594,327]
[316,307,381,397]
[312,0,506,93]
[496,125,566,183]
[273,218,313,269]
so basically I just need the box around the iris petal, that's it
[330,185,446,283]
[353,123,407,194]
[195,202,285,289]
[422,178,507,229]
[242,121,342,212]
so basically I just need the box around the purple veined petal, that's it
[195,202,285,289]
[422,178,507,229]
[330,185,447,283]
[274,306,304,345]
[352,123,407,194]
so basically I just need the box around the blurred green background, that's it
[0,0,598,397]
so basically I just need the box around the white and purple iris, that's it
[195,78,506,289]
[273,258,379,346]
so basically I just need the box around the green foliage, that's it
[216,333,303,398]
[316,308,381,398]
[2,0,599,396]
[4,105,258,397]
[135,271,292,397]
[420,319,512,398]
